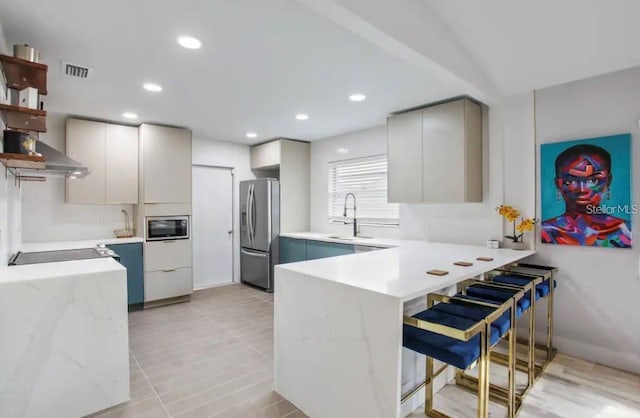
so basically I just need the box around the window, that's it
[328,155,399,226]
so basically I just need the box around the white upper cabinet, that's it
[387,110,423,203]
[251,140,281,169]
[106,124,138,204]
[141,124,192,204]
[249,138,310,233]
[387,98,483,203]
[67,119,106,204]
[67,118,138,204]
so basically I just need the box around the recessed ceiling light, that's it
[337,147,349,154]
[143,83,163,92]
[295,114,309,121]
[177,36,202,50]
[122,112,138,120]
[349,93,366,102]
[246,132,258,139]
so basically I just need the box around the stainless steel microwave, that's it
[146,216,190,241]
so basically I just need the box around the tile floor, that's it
[89,284,305,418]
[89,283,640,418]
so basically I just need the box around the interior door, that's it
[193,166,234,289]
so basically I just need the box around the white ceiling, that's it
[0,0,462,143]
[425,0,640,95]
[2,0,640,143]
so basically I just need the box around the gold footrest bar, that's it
[455,373,525,413]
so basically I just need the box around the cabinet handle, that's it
[162,240,175,244]
[162,268,176,273]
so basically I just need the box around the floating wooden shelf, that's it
[0,152,46,169]
[0,104,47,132]
[0,54,48,95]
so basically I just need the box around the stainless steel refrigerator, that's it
[240,178,280,291]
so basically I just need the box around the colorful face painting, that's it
[540,134,632,248]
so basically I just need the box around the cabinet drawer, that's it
[145,239,192,271]
[144,267,192,302]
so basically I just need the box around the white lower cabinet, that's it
[144,267,193,302]
[143,239,193,302]
[145,240,192,272]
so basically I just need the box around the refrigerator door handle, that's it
[251,184,257,244]
[249,184,255,245]
[246,184,253,245]
[241,248,268,257]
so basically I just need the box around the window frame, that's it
[327,154,399,227]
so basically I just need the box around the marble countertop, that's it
[276,233,534,302]
[19,237,144,252]
[0,258,125,285]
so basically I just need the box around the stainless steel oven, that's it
[146,216,190,241]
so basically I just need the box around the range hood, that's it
[13,141,90,179]
[37,141,90,178]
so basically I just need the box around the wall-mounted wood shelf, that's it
[0,152,46,169]
[0,153,47,187]
[0,104,47,132]
[0,54,48,95]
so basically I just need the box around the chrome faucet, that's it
[343,193,358,237]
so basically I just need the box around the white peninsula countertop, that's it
[277,232,534,302]
[274,233,534,418]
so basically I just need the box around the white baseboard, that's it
[193,281,234,291]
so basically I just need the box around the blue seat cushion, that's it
[535,279,557,298]
[403,309,500,370]
[464,286,532,314]
[432,302,512,338]
[492,275,557,299]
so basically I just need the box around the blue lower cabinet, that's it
[108,243,144,305]
[306,240,354,260]
[279,237,307,264]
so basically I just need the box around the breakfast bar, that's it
[274,239,534,418]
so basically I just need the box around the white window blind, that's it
[328,155,399,226]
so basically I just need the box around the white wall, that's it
[21,116,133,243]
[531,66,640,373]
[192,138,255,283]
[310,106,504,245]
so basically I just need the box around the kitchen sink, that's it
[327,235,374,241]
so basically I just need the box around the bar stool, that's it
[453,280,537,405]
[402,292,519,418]
[491,263,558,373]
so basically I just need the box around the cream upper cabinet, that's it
[106,124,138,204]
[141,124,192,204]
[387,110,423,203]
[67,119,139,204]
[387,98,482,203]
[249,138,310,233]
[251,140,281,169]
[67,119,107,204]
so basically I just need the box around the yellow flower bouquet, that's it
[496,205,537,243]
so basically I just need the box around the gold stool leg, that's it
[477,325,489,418]
[424,356,434,415]
[507,308,517,418]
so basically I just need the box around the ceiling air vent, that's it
[62,61,93,79]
